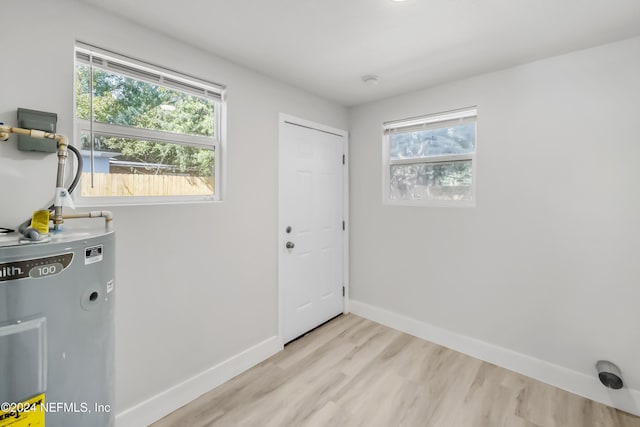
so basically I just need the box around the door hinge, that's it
[342,154,345,165]
[342,286,345,297]
[342,220,345,231]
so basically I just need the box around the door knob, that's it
[286,241,295,249]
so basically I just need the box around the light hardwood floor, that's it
[152,314,640,427]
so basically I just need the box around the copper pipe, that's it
[2,125,115,234]
[0,126,69,228]
[0,126,62,142]
[62,211,114,232]
[53,136,68,228]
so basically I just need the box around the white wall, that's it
[0,0,347,422]
[349,37,640,413]
[4,0,638,420]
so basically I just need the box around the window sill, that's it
[383,199,476,208]
[72,195,221,208]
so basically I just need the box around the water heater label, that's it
[0,253,73,283]
[0,393,45,427]
[85,245,103,265]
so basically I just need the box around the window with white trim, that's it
[383,107,477,206]
[74,43,225,204]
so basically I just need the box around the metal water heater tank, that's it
[0,226,115,427]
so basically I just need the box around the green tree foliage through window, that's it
[385,108,477,204]
[76,65,215,177]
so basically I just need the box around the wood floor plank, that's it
[299,401,350,427]
[272,314,363,370]
[151,314,640,427]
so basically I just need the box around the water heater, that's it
[0,226,115,426]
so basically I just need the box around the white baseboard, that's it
[350,300,640,416]
[115,336,283,427]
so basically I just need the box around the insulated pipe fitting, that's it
[63,211,114,232]
[0,124,12,134]
[53,136,69,229]
[2,125,114,236]
[0,124,11,141]
[0,126,69,229]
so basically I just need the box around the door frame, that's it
[278,113,350,343]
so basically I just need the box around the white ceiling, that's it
[77,0,640,106]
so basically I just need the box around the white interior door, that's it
[279,117,345,343]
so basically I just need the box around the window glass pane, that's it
[390,123,475,160]
[76,64,91,121]
[390,161,472,201]
[80,133,214,197]
[76,65,215,137]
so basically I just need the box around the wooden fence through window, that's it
[80,173,214,197]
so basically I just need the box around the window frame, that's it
[382,107,478,208]
[73,42,225,206]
